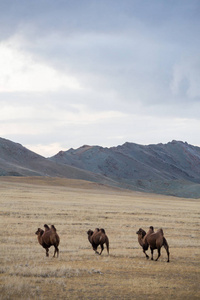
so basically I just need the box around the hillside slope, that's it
[50,141,200,198]
[1,137,200,198]
[50,141,200,182]
[0,137,117,186]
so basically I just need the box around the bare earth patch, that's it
[0,177,199,299]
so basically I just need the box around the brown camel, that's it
[136,226,170,262]
[87,228,109,255]
[35,224,60,257]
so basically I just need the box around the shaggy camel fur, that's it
[136,226,170,262]
[87,228,109,255]
[35,224,60,257]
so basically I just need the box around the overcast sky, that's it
[1,0,200,157]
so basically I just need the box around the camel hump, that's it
[44,224,50,230]
[159,228,164,235]
[51,225,57,232]
[149,226,154,232]
[100,228,105,234]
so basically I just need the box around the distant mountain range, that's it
[1,137,200,198]
[0,137,115,186]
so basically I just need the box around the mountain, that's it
[49,141,200,198]
[1,137,200,198]
[0,137,117,186]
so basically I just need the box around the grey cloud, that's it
[2,1,199,39]
[1,0,200,155]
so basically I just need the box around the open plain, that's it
[0,176,199,299]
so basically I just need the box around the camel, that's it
[35,224,60,257]
[87,228,109,255]
[136,226,170,262]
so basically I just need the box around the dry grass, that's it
[0,176,199,300]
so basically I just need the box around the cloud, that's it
[170,56,200,99]
[0,37,81,92]
[12,112,200,157]
[0,1,200,156]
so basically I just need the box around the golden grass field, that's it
[0,176,199,300]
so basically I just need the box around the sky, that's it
[0,0,200,157]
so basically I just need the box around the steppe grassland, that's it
[0,176,199,300]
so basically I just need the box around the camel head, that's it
[35,228,44,236]
[136,228,146,238]
[87,229,93,237]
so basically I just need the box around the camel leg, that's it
[46,248,49,257]
[99,244,104,255]
[163,238,170,262]
[164,244,170,262]
[150,248,154,260]
[56,247,59,258]
[106,239,109,255]
[93,246,100,255]
[53,246,57,257]
[166,250,170,262]
[53,246,59,258]
[54,246,59,258]
[155,248,161,261]
[143,249,149,259]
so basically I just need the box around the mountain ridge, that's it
[49,140,200,198]
[1,137,200,198]
[50,140,200,182]
[0,137,117,186]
